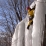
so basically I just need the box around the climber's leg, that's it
[27,24,30,29]
[27,21,33,29]
[30,21,33,25]
[27,16,33,29]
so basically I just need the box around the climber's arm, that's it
[30,1,36,9]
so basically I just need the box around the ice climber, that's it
[26,6,35,29]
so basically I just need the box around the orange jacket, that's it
[27,9,34,17]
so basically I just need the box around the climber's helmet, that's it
[26,7,31,11]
